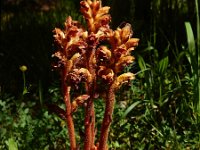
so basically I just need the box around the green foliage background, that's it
[0,0,200,149]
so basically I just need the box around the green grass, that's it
[184,0,200,116]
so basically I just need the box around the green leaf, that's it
[137,55,147,78]
[158,56,169,74]
[184,22,196,72]
[143,45,154,52]
[22,87,29,95]
[122,101,141,118]
[137,55,147,70]
[184,23,196,56]
[6,138,18,150]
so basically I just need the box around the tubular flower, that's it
[125,38,140,50]
[52,51,67,68]
[67,68,92,86]
[53,52,82,73]
[97,66,114,83]
[115,56,135,73]
[53,28,65,45]
[67,53,81,71]
[120,23,133,43]
[96,46,112,63]
[70,53,81,62]
[110,23,133,47]
[71,94,90,112]
[110,24,139,55]
[114,72,135,89]
[113,46,127,59]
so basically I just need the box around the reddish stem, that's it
[84,100,95,150]
[91,106,96,149]
[99,83,115,150]
[84,48,96,150]
[62,69,76,150]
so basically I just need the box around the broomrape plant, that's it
[52,0,139,149]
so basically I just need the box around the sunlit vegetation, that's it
[0,0,199,149]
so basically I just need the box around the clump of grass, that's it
[184,0,200,116]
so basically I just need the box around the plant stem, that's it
[91,106,96,148]
[22,72,28,95]
[99,83,115,150]
[62,69,76,150]
[22,72,26,90]
[84,99,95,150]
[84,48,96,150]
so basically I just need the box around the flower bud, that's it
[19,65,27,72]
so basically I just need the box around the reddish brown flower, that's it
[71,94,90,112]
[67,68,92,86]
[110,23,139,53]
[114,72,135,89]
[97,66,114,83]
[115,56,135,73]
[96,46,112,63]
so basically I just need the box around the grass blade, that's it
[158,56,169,74]
[122,101,141,118]
[184,22,196,73]
[185,20,200,114]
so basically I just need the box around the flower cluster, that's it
[53,0,139,91]
[52,0,139,149]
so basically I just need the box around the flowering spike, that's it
[52,0,139,149]
[80,0,111,32]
